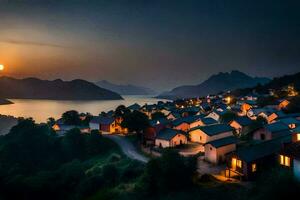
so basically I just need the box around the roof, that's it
[191,124,233,136]
[90,116,115,125]
[172,115,202,126]
[232,117,253,126]
[207,136,238,148]
[280,142,300,159]
[265,122,289,133]
[235,135,292,162]
[279,117,300,125]
[156,128,186,140]
[201,117,218,125]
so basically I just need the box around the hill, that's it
[158,70,270,99]
[0,76,123,100]
[96,80,156,95]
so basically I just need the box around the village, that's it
[51,84,300,182]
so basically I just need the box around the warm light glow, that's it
[279,155,291,167]
[297,134,300,141]
[231,158,237,170]
[0,64,4,71]
[252,163,257,172]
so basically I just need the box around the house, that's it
[190,117,218,129]
[204,136,238,164]
[227,135,291,180]
[253,122,290,141]
[144,118,171,144]
[240,100,256,115]
[229,117,253,135]
[167,112,181,121]
[172,116,202,132]
[206,110,225,122]
[189,124,233,144]
[89,116,128,134]
[155,128,188,148]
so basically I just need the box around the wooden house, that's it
[155,128,188,148]
[204,136,237,164]
[229,117,253,135]
[189,124,233,144]
[253,122,290,141]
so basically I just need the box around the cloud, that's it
[0,39,68,48]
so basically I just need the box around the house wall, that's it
[174,123,189,132]
[155,139,170,148]
[205,143,236,164]
[190,120,204,129]
[170,134,188,146]
[253,128,272,140]
[206,112,220,121]
[89,122,100,130]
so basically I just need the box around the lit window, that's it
[252,163,257,172]
[232,158,237,170]
[297,134,300,141]
[237,159,242,168]
[279,155,291,167]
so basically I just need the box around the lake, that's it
[0,96,168,123]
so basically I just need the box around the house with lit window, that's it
[252,122,290,141]
[189,124,233,144]
[204,136,238,164]
[226,135,291,180]
[155,128,188,148]
[278,131,300,181]
[229,117,253,135]
[89,116,128,134]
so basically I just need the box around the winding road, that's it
[104,134,149,163]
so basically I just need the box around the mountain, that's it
[232,71,300,96]
[158,70,270,99]
[96,80,156,95]
[0,77,123,100]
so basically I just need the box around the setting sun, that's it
[0,64,4,71]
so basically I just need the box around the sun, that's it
[0,64,4,71]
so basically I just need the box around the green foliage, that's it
[139,150,197,196]
[121,111,149,133]
[115,105,130,118]
[62,110,81,125]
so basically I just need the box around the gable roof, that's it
[150,118,170,126]
[279,117,300,125]
[156,128,186,140]
[191,124,233,136]
[201,117,218,125]
[232,117,253,126]
[207,136,238,148]
[265,122,289,133]
[127,103,141,111]
[90,116,115,125]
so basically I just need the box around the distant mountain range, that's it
[0,77,123,100]
[96,80,156,95]
[158,70,270,99]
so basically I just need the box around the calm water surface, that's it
[0,96,167,123]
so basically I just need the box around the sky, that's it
[0,0,300,91]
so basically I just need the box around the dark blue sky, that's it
[0,0,299,91]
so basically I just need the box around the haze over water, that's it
[0,96,166,123]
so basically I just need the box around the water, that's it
[0,96,167,123]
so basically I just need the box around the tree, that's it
[121,110,149,134]
[151,112,166,120]
[47,117,56,127]
[114,105,130,118]
[62,110,81,125]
